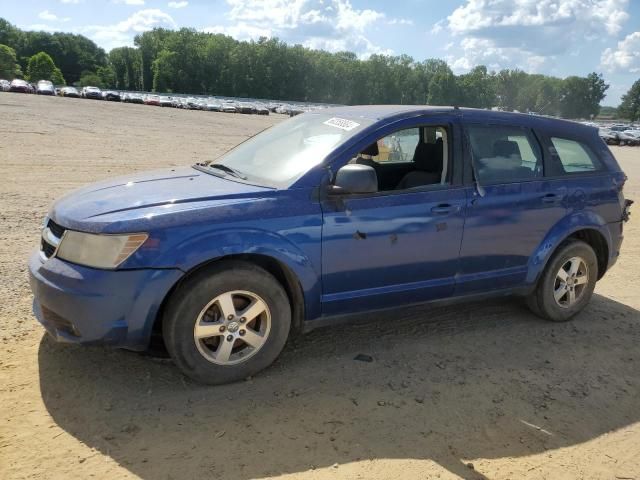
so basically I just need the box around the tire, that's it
[163,260,291,384]
[526,240,598,322]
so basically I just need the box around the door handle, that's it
[541,193,563,204]
[431,204,458,215]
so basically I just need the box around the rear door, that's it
[456,123,568,294]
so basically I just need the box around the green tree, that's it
[425,59,458,105]
[109,46,142,90]
[0,43,22,78]
[78,70,103,87]
[618,79,640,121]
[560,73,608,119]
[26,51,65,84]
[96,65,115,88]
[457,65,496,108]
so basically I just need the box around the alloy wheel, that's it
[193,290,271,365]
[553,256,589,308]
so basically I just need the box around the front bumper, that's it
[29,251,183,350]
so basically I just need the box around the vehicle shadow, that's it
[38,294,640,479]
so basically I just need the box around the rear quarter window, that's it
[550,137,603,174]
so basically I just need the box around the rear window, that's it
[467,125,542,184]
[549,137,602,173]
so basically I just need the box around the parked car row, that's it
[598,127,640,146]
[1,78,329,117]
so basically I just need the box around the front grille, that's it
[41,306,79,336]
[47,219,66,238]
[41,238,56,258]
[41,219,66,259]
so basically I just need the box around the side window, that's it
[350,126,450,192]
[467,125,542,184]
[356,128,420,164]
[549,137,602,173]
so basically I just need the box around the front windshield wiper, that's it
[202,163,248,180]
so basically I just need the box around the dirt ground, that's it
[1,93,639,480]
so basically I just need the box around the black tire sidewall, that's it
[537,240,598,322]
[163,261,291,384]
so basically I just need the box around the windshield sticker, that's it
[323,117,360,131]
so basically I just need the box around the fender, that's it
[150,227,323,321]
[526,210,612,285]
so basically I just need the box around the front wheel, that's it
[526,240,598,322]
[163,261,291,384]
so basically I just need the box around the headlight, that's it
[56,231,148,269]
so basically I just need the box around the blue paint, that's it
[29,106,629,350]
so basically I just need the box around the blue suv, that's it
[29,106,632,384]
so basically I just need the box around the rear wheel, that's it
[526,240,598,322]
[163,261,291,384]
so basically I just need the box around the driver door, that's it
[320,119,467,316]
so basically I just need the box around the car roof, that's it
[318,105,595,134]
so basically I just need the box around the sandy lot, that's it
[1,94,639,480]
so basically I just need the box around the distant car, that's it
[59,86,80,98]
[159,96,174,107]
[102,90,121,102]
[186,97,201,110]
[9,79,31,93]
[255,104,270,115]
[81,86,102,99]
[598,129,619,145]
[0,79,11,92]
[221,101,237,113]
[205,100,222,112]
[130,93,145,104]
[236,102,255,114]
[36,80,55,96]
[144,95,161,106]
[617,132,640,146]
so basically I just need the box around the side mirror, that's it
[328,164,378,195]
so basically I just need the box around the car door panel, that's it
[456,180,568,293]
[321,187,467,315]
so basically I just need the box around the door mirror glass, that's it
[330,164,378,194]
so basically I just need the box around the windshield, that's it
[208,113,372,187]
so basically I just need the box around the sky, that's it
[3,0,640,105]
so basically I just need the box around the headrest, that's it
[493,140,521,158]
[360,142,379,157]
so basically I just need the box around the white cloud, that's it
[113,0,146,5]
[601,31,640,73]
[60,0,82,3]
[203,22,272,41]
[388,18,413,26]
[430,19,444,35]
[445,0,629,73]
[448,0,628,37]
[82,9,176,50]
[25,24,62,33]
[38,10,70,22]
[168,1,188,8]
[207,0,389,57]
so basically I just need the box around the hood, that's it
[51,166,273,232]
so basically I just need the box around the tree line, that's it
[1,17,638,120]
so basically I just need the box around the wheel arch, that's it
[527,212,612,287]
[148,253,307,352]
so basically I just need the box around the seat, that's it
[476,140,532,182]
[493,140,521,158]
[492,140,532,179]
[396,138,443,189]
